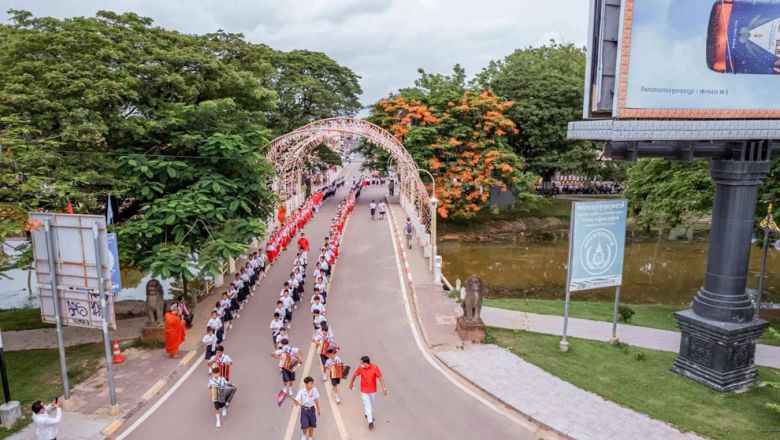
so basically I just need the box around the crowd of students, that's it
[268,186,357,440]
[203,196,322,429]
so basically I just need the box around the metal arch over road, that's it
[267,117,434,234]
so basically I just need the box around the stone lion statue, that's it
[461,275,483,322]
[145,279,165,325]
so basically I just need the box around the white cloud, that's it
[0,0,590,109]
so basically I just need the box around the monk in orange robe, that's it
[165,306,186,358]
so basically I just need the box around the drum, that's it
[279,352,300,372]
[331,363,344,379]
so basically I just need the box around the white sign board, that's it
[29,213,116,329]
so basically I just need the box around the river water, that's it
[440,231,780,305]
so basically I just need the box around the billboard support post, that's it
[93,222,117,408]
[43,219,69,400]
[560,284,572,352]
[610,286,622,344]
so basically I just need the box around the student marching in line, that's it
[288,271,301,307]
[369,200,377,220]
[292,376,321,440]
[280,289,294,329]
[208,309,224,344]
[271,338,302,398]
[348,356,387,430]
[270,312,285,349]
[220,293,233,329]
[378,202,386,220]
[275,327,289,349]
[202,326,217,364]
[208,366,229,428]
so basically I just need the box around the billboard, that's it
[29,213,116,329]
[585,0,780,119]
[567,200,628,292]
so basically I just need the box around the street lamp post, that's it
[417,168,436,273]
[756,203,780,315]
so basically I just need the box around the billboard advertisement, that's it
[614,0,780,119]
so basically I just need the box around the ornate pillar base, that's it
[672,309,768,392]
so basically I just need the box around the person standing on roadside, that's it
[165,305,186,359]
[32,399,61,440]
[404,218,414,249]
[348,356,387,430]
[292,376,321,440]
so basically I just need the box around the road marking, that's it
[384,210,535,430]
[115,348,203,440]
[283,203,352,440]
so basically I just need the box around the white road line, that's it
[115,349,204,440]
[384,211,533,429]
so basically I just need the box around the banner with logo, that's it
[567,200,628,292]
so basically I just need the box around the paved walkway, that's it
[436,345,704,440]
[481,306,780,368]
[3,317,147,351]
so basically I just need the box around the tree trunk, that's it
[27,269,33,298]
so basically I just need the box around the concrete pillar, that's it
[673,160,770,392]
[0,401,21,428]
[433,255,442,284]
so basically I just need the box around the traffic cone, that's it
[111,339,125,364]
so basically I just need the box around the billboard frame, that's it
[614,0,780,119]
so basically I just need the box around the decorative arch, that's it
[266,117,433,230]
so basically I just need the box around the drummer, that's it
[270,338,301,398]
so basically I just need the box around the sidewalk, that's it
[3,317,147,351]
[437,344,704,440]
[481,306,780,368]
[386,199,707,440]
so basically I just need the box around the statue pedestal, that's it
[0,401,21,428]
[456,317,486,343]
[672,309,768,392]
[141,325,165,342]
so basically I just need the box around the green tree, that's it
[477,42,616,183]
[0,11,282,292]
[624,159,713,231]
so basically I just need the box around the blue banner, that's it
[567,200,628,292]
[106,233,122,296]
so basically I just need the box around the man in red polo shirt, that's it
[348,356,387,430]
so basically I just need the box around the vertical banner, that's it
[106,232,122,296]
[567,199,628,292]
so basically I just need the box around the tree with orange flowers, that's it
[365,66,537,219]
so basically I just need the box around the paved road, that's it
[117,162,530,439]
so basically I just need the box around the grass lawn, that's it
[0,343,104,439]
[489,328,780,440]
[0,308,54,331]
[484,298,780,347]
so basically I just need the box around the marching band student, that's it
[270,312,285,349]
[208,345,234,382]
[312,323,335,382]
[209,307,225,343]
[324,347,346,404]
[208,366,229,428]
[271,338,302,398]
[292,376,321,440]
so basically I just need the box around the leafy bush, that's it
[618,305,635,323]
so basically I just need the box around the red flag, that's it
[276,388,288,406]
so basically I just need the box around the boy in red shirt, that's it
[348,356,387,430]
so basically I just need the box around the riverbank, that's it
[485,298,780,347]
[488,328,780,440]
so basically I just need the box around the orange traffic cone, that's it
[111,339,125,364]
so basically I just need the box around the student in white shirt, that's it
[271,340,301,396]
[274,327,289,349]
[269,312,284,348]
[208,367,229,427]
[292,377,321,440]
[31,400,61,440]
[312,323,335,381]
[208,310,224,343]
[369,200,377,220]
[280,290,294,328]
[208,345,234,381]
[324,348,345,403]
[202,326,218,362]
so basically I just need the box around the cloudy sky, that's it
[0,0,590,109]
